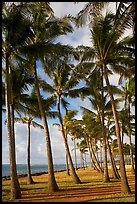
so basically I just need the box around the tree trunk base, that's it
[27,177,35,184]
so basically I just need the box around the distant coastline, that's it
[2,163,82,180]
[2,169,67,181]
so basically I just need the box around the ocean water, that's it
[2,164,67,177]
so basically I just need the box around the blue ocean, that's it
[2,164,67,177]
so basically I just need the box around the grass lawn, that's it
[2,165,135,202]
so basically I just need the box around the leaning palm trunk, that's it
[5,52,21,199]
[65,134,70,175]
[73,136,78,170]
[99,140,103,169]
[128,100,135,174]
[33,60,59,192]
[86,137,100,172]
[27,122,34,184]
[57,95,81,184]
[104,65,131,193]
[89,138,104,174]
[100,67,110,182]
[106,136,120,179]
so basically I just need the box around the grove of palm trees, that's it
[2,2,135,202]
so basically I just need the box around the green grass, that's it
[2,166,135,202]
[86,194,135,202]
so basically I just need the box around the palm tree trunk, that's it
[100,140,103,169]
[57,95,81,184]
[86,137,100,172]
[73,136,77,170]
[84,153,87,168]
[128,100,135,174]
[5,52,21,199]
[65,134,70,175]
[89,138,104,174]
[106,136,120,179]
[121,124,124,146]
[100,66,110,182]
[103,66,131,193]
[27,121,34,184]
[33,60,59,192]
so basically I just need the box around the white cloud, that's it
[50,2,88,18]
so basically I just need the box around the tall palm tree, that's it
[18,2,78,191]
[76,11,134,193]
[41,63,82,184]
[2,2,33,199]
[3,63,39,186]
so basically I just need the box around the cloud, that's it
[50,2,88,18]
[56,26,91,48]
[50,2,91,48]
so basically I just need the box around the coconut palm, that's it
[3,64,38,185]
[2,2,33,199]
[41,63,82,184]
[76,11,134,193]
[120,80,135,174]
[18,2,79,191]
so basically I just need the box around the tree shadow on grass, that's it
[83,194,135,202]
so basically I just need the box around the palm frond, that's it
[31,121,44,129]
[39,79,55,93]
[76,2,108,27]
[61,98,70,111]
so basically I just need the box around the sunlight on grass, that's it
[2,166,135,202]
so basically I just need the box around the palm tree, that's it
[41,63,82,184]
[76,2,135,36]
[121,80,135,174]
[78,69,110,182]
[64,110,79,170]
[77,140,88,169]
[18,2,78,191]
[3,63,42,186]
[15,116,44,184]
[64,110,79,172]
[82,111,104,174]
[2,2,33,199]
[76,11,134,193]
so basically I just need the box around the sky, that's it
[2,2,134,165]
